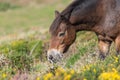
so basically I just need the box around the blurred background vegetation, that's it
[0,0,120,80]
[0,0,71,35]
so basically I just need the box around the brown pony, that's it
[47,0,120,63]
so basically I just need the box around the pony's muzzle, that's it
[47,49,63,63]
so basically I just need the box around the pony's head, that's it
[47,11,76,63]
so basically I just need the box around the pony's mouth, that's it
[47,49,63,63]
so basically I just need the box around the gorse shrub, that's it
[40,67,82,80]
[28,40,43,59]
[0,39,43,72]
[98,71,120,80]
[8,51,33,71]
[40,55,120,80]
[11,40,28,53]
[0,2,11,11]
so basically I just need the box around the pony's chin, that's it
[47,49,63,63]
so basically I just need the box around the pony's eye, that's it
[58,32,65,37]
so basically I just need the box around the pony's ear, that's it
[55,10,60,17]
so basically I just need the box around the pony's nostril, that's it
[47,49,63,63]
[49,55,53,60]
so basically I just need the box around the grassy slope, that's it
[0,0,71,35]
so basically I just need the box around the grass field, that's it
[0,0,120,80]
[0,0,71,35]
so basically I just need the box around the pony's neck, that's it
[73,0,107,32]
[75,24,94,32]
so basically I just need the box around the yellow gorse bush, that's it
[36,77,40,80]
[55,67,65,76]
[41,67,75,80]
[64,74,71,80]
[2,73,7,78]
[43,73,53,80]
[11,40,24,47]
[114,56,119,63]
[70,70,75,75]
[1,39,120,80]
[99,68,120,80]
[98,72,120,80]
[82,64,92,71]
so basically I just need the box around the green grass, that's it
[0,6,52,34]
[0,0,71,35]
[66,41,96,68]
[65,32,97,68]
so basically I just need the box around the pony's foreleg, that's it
[115,36,120,55]
[98,40,112,60]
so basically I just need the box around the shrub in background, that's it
[0,2,20,11]
[0,39,44,72]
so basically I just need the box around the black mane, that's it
[49,0,97,35]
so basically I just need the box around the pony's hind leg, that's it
[98,40,112,60]
[115,36,120,55]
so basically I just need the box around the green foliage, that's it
[0,2,11,11]
[78,55,120,80]
[0,67,12,80]
[102,55,120,72]
[65,37,97,68]
[8,51,33,71]
[65,46,88,68]
[0,44,10,54]
[40,55,120,80]
[11,40,28,53]
[0,39,43,72]
[81,64,103,80]
[28,40,43,59]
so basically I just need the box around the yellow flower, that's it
[85,65,90,70]
[98,72,120,80]
[112,68,117,73]
[113,56,119,63]
[58,67,65,73]
[36,77,40,80]
[43,73,53,80]
[47,73,53,78]
[64,74,71,80]
[56,71,60,76]
[55,67,65,76]
[2,73,7,78]
[64,72,68,77]
[70,70,75,75]
[83,68,86,71]
[115,60,118,63]
[93,69,96,73]
[83,78,87,80]
[110,64,114,67]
